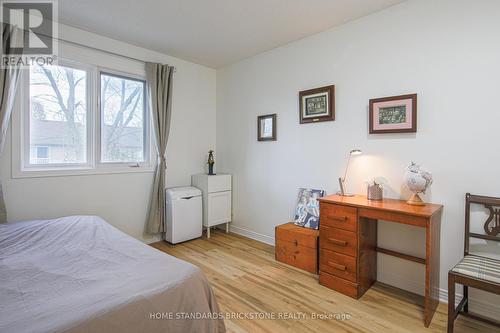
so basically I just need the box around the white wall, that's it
[2,23,216,243]
[216,0,500,316]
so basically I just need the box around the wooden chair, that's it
[448,193,500,333]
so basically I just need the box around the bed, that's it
[0,216,225,333]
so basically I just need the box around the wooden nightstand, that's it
[275,223,319,274]
[191,174,232,238]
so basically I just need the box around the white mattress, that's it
[0,216,225,333]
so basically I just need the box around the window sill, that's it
[12,166,155,179]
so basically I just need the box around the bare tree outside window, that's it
[29,64,146,166]
[100,73,145,163]
[29,64,87,165]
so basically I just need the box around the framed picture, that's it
[299,85,335,124]
[369,94,417,134]
[257,114,277,141]
[293,188,325,230]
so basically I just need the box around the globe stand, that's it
[407,193,425,206]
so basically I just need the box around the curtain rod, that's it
[41,33,177,72]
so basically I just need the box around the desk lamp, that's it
[338,149,362,196]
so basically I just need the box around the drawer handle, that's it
[293,240,298,246]
[328,262,346,271]
[330,216,347,222]
[328,238,347,246]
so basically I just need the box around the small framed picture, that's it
[299,85,335,124]
[257,114,277,141]
[369,94,417,134]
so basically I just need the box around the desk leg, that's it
[424,212,442,327]
[359,217,377,297]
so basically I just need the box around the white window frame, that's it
[20,59,95,172]
[97,68,151,170]
[12,58,154,179]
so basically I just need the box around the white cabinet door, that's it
[207,191,231,226]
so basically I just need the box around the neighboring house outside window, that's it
[14,58,151,177]
[31,145,49,165]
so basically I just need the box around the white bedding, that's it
[0,216,225,333]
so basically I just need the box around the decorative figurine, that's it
[404,162,433,206]
[207,150,215,175]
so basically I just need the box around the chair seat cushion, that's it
[452,255,500,284]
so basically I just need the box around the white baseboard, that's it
[229,225,275,245]
[229,226,500,320]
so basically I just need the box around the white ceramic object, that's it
[404,162,433,205]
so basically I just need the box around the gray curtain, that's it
[145,63,174,234]
[0,24,23,223]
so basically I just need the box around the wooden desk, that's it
[318,195,443,327]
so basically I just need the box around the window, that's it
[16,59,152,177]
[100,73,146,163]
[28,63,88,166]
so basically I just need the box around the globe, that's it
[404,162,433,205]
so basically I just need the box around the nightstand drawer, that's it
[275,240,317,274]
[320,226,357,257]
[208,175,231,193]
[276,223,318,249]
[320,203,357,232]
[320,248,357,282]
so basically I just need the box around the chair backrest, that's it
[465,193,500,256]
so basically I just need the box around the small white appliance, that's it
[165,186,202,244]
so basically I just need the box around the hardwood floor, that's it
[151,230,498,333]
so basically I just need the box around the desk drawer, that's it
[320,226,357,257]
[321,204,357,232]
[319,271,359,299]
[320,249,357,282]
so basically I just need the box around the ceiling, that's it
[59,0,404,69]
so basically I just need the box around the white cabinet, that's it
[191,174,232,238]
